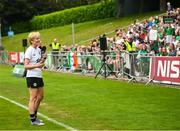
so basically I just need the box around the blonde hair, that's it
[28,32,40,44]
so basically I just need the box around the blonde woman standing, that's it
[24,32,45,125]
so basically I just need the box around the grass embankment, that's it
[2,11,161,52]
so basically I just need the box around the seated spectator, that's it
[176,43,180,56]
[160,46,168,56]
[168,43,177,56]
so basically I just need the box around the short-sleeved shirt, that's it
[176,35,180,41]
[24,46,42,78]
[149,29,158,41]
[165,27,174,35]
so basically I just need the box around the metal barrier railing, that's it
[125,52,155,82]
[0,50,160,84]
[0,51,8,64]
[44,51,155,82]
[45,51,125,76]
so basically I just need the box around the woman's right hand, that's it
[36,63,45,68]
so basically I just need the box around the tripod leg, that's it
[95,63,105,78]
[106,64,118,78]
[104,63,107,78]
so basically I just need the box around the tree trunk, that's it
[116,0,125,17]
[160,0,166,11]
[139,0,144,13]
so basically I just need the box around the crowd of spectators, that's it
[60,7,180,57]
[52,7,180,76]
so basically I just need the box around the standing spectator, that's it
[164,24,174,44]
[167,2,172,16]
[137,44,148,76]
[139,30,147,43]
[49,38,61,69]
[149,26,159,54]
[124,36,136,77]
[157,28,165,47]
[154,16,160,24]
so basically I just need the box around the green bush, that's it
[12,21,31,34]
[31,1,115,30]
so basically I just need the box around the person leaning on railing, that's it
[124,36,137,77]
[124,36,136,53]
[136,44,149,76]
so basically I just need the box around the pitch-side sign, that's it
[8,52,24,63]
[150,56,180,85]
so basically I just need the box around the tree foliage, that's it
[0,0,101,35]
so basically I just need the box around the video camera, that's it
[39,46,46,54]
[39,46,47,61]
[99,34,107,51]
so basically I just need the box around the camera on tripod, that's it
[95,34,117,79]
[22,39,28,54]
[22,39,27,47]
[99,34,107,51]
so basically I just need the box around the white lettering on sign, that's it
[157,60,180,78]
[170,61,180,78]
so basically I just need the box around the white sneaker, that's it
[36,118,43,123]
[31,119,45,126]
[36,118,43,122]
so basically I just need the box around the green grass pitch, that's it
[0,65,180,130]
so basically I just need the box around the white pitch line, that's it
[0,95,77,131]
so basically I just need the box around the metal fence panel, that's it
[0,51,8,64]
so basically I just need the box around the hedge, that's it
[12,21,31,34]
[30,0,115,30]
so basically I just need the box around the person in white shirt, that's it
[24,32,45,126]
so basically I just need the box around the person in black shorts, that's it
[24,32,45,126]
